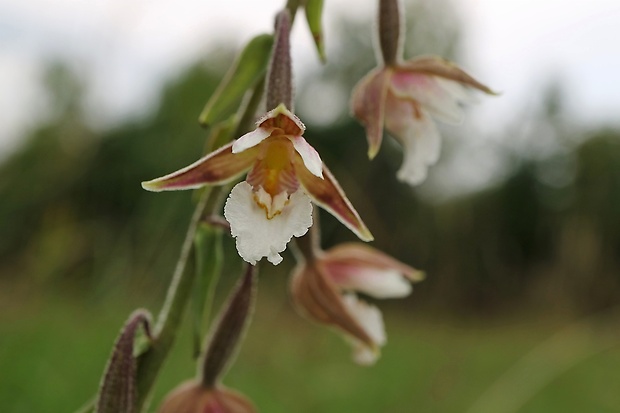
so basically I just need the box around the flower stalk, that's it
[156,266,258,413]
[134,188,211,411]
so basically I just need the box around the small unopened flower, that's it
[157,381,255,413]
[351,0,496,185]
[97,310,152,413]
[142,105,372,265]
[159,266,257,413]
[291,242,424,364]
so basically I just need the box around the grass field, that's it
[1,287,619,413]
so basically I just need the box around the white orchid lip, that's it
[384,94,441,186]
[341,294,386,365]
[224,182,313,266]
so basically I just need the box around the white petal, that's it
[390,72,465,124]
[436,77,479,105]
[224,182,313,265]
[232,127,272,153]
[290,135,323,178]
[341,294,386,365]
[333,268,412,299]
[396,116,440,185]
[385,98,441,186]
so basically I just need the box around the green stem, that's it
[73,396,96,413]
[134,75,265,412]
[135,187,211,411]
[285,0,301,21]
[292,210,321,263]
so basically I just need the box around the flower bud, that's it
[378,0,403,66]
[266,10,293,110]
[201,265,256,387]
[158,381,256,413]
[97,310,152,413]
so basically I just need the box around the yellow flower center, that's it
[246,136,300,219]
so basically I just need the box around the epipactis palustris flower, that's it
[291,242,424,364]
[351,56,496,186]
[142,104,372,265]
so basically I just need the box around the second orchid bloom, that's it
[352,0,495,186]
[142,104,372,265]
[292,241,424,364]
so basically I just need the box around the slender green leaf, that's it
[199,34,274,126]
[305,0,326,63]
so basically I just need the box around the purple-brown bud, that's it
[377,0,403,66]
[97,309,152,413]
[201,265,256,387]
[266,10,293,110]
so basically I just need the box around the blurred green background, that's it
[1,3,619,413]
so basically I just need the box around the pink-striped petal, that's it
[390,70,465,124]
[296,162,373,242]
[321,243,424,299]
[290,135,323,178]
[400,55,497,95]
[323,243,424,281]
[141,142,257,192]
[232,127,272,154]
[350,68,392,159]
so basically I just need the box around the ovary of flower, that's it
[142,104,372,265]
[351,56,496,186]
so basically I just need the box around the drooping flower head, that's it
[351,0,496,185]
[291,238,424,364]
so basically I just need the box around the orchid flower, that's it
[142,104,372,265]
[351,0,496,186]
[291,242,424,364]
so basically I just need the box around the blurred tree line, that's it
[1,4,619,315]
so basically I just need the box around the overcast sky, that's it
[1,0,619,160]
